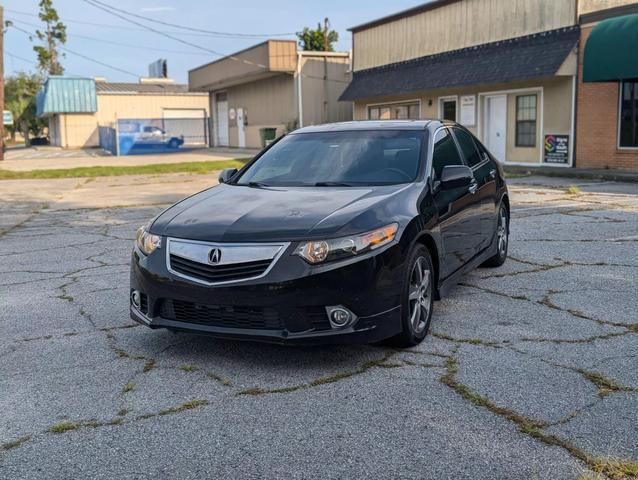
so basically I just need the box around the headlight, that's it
[135,226,161,256]
[295,223,398,264]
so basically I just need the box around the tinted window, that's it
[620,80,638,147]
[236,130,425,186]
[453,128,482,167]
[432,129,463,178]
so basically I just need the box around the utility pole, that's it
[0,6,5,161]
[323,18,329,52]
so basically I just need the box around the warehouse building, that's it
[189,40,352,149]
[37,76,209,149]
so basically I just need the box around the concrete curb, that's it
[504,166,638,183]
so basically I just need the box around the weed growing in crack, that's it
[206,372,231,386]
[1,436,31,450]
[48,421,81,434]
[123,382,135,393]
[178,364,199,372]
[143,359,156,373]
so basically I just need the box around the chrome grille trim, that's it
[166,238,290,286]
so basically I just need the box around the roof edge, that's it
[580,3,638,25]
[353,25,579,75]
[349,0,461,33]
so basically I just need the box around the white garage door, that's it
[162,109,206,119]
[216,92,229,147]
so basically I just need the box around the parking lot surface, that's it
[1,174,637,479]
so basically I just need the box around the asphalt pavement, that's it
[1,174,637,479]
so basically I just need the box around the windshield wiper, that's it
[313,181,354,187]
[245,181,270,188]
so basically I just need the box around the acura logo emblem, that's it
[208,248,222,264]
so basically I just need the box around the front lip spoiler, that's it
[130,305,401,345]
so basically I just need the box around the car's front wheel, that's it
[388,244,434,347]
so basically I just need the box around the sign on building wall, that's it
[459,95,476,126]
[544,134,570,164]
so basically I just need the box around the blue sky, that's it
[3,0,426,83]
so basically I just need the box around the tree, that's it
[34,0,66,75]
[297,18,338,52]
[4,72,47,143]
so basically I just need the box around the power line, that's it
[8,18,211,56]
[5,7,295,39]
[80,0,268,68]
[7,23,141,78]
[83,0,296,38]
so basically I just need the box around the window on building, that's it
[368,102,419,120]
[432,128,464,178]
[620,80,638,148]
[440,99,457,122]
[515,94,537,147]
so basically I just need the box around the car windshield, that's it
[235,130,426,186]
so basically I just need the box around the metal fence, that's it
[98,126,117,155]
[116,117,210,156]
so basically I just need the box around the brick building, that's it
[577,4,638,170]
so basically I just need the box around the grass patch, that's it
[178,364,199,372]
[0,159,249,180]
[237,385,306,396]
[143,359,156,373]
[504,172,532,179]
[590,458,638,480]
[137,399,209,420]
[573,368,632,397]
[122,382,135,393]
[566,185,582,195]
[48,420,81,434]
[206,372,231,386]
[1,436,31,450]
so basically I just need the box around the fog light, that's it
[131,290,141,309]
[326,306,356,329]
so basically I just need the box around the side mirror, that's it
[218,168,238,184]
[440,165,474,190]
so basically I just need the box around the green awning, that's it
[583,13,638,82]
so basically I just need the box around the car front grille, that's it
[160,299,284,330]
[169,254,272,284]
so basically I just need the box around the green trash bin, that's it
[259,127,278,147]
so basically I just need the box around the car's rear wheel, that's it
[387,245,434,347]
[482,203,509,268]
[168,138,180,149]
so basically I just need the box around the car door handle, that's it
[468,181,478,194]
[489,169,497,180]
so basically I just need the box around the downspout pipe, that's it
[297,51,303,128]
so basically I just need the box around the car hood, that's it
[151,183,412,242]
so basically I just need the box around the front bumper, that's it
[129,241,407,345]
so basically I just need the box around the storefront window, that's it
[620,81,638,148]
[368,102,419,120]
[515,95,537,147]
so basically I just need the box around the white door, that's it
[236,108,246,148]
[485,95,507,162]
[215,93,229,146]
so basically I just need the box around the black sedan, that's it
[130,120,509,346]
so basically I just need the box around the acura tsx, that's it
[130,120,509,346]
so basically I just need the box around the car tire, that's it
[482,203,509,268]
[386,244,434,347]
[168,138,179,149]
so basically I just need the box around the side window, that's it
[452,128,482,168]
[432,128,464,179]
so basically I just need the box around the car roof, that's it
[292,120,446,134]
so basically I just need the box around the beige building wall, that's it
[299,53,352,127]
[352,0,576,71]
[222,74,296,149]
[214,53,352,149]
[53,93,209,148]
[578,0,638,15]
[352,76,574,165]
